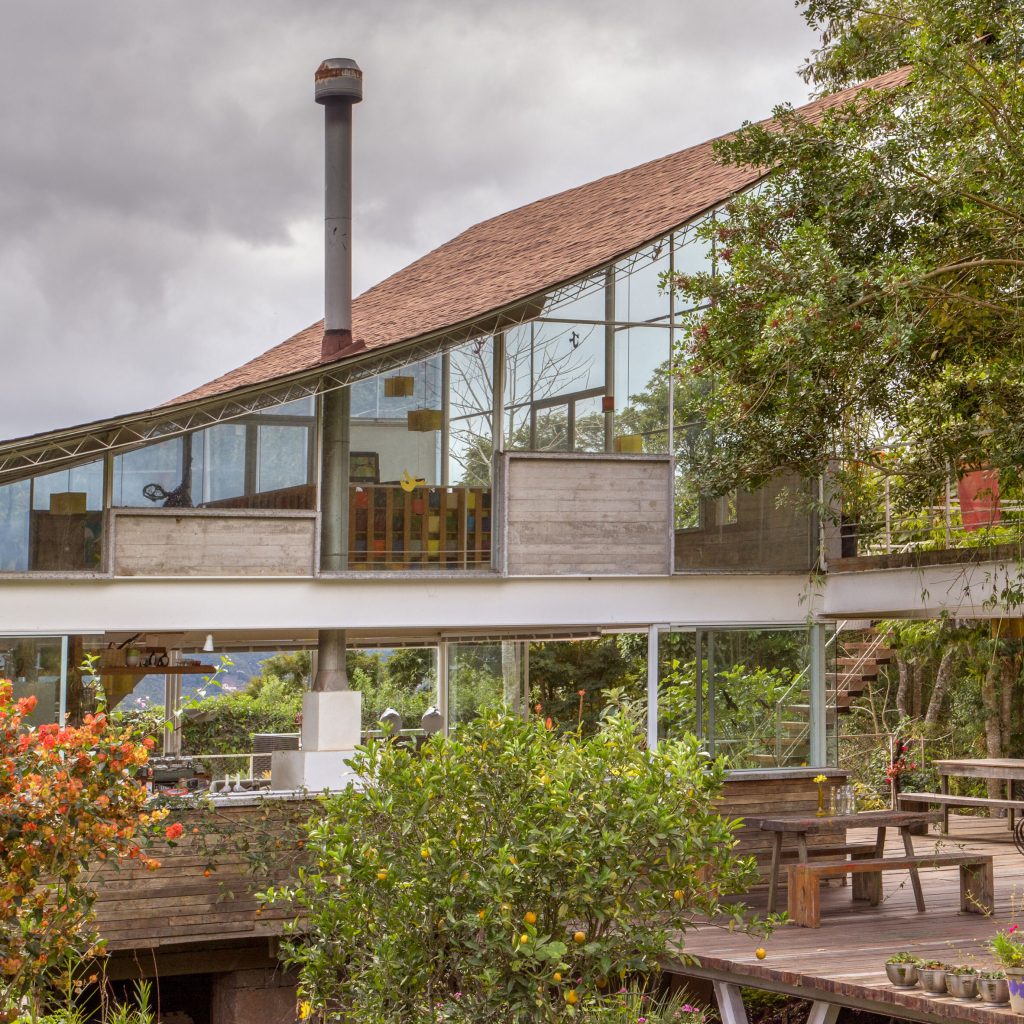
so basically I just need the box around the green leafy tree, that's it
[672,0,1024,517]
[267,704,762,1023]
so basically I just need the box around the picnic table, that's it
[751,809,941,915]
[935,758,1024,825]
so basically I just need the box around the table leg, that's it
[901,826,926,912]
[1007,781,1015,832]
[940,774,949,833]
[766,831,783,915]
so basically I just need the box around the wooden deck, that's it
[671,814,1023,1022]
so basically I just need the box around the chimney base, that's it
[321,328,365,362]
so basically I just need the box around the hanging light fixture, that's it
[202,634,215,653]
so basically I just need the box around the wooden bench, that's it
[898,791,1024,831]
[787,852,994,927]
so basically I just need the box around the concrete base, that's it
[301,690,361,751]
[270,749,359,792]
[211,968,296,1024]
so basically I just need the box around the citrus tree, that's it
[268,703,762,1023]
[0,681,161,1013]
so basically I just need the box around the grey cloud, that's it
[0,0,814,438]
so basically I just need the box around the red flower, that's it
[165,823,184,841]
[1010,925,1019,934]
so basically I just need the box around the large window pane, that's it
[29,460,104,571]
[0,636,64,726]
[657,627,821,770]
[0,480,29,571]
[113,438,185,507]
[447,641,526,728]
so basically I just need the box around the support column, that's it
[809,623,827,767]
[314,627,349,692]
[604,267,616,452]
[319,384,351,572]
[646,626,660,749]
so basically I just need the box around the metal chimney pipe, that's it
[314,58,362,691]
[316,57,362,358]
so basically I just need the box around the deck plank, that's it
[671,814,1022,1022]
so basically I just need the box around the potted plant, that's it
[126,647,142,667]
[884,952,920,988]
[977,970,1010,1007]
[917,960,949,996]
[944,965,979,1001]
[989,927,1024,1012]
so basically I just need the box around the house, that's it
[0,57,1016,1021]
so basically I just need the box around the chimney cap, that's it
[315,58,363,104]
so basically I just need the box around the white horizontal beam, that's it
[0,574,817,635]
[824,559,1022,620]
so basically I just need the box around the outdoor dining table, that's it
[932,758,1024,829]
[750,809,941,914]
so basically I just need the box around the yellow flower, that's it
[813,774,828,785]
[298,1000,312,1019]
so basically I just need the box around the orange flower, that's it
[165,822,184,841]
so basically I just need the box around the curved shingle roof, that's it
[171,67,909,408]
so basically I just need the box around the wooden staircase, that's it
[832,631,894,713]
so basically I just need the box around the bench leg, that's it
[788,865,820,927]
[766,831,783,915]
[850,849,881,904]
[901,827,927,913]
[961,860,994,915]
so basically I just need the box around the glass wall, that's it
[656,626,825,769]
[447,640,527,728]
[0,462,103,572]
[347,343,492,570]
[0,636,66,726]
[112,397,315,511]
[504,238,673,455]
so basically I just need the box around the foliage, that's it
[670,0,1024,524]
[0,683,157,1013]
[21,979,155,1024]
[886,951,919,965]
[990,927,1024,969]
[267,703,764,1023]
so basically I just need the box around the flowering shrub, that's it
[269,702,763,1023]
[990,925,1024,968]
[0,681,158,1012]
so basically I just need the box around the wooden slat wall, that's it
[719,776,845,886]
[504,454,672,576]
[112,511,316,576]
[92,802,305,951]
[90,778,829,954]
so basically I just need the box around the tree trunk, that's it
[981,657,1004,803]
[895,653,910,719]
[923,647,956,733]
[911,660,924,718]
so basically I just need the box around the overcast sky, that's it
[0,1,816,439]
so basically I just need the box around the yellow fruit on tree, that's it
[376,869,389,881]
[520,933,529,945]
[755,947,767,960]
[421,847,431,859]
[553,972,562,983]
[573,930,586,944]
[524,911,537,925]
[565,989,579,1005]
[673,889,683,902]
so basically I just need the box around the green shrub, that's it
[269,702,761,1023]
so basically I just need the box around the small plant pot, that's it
[885,963,919,988]
[945,973,978,1001]
[918,968,948,996]
[978,977,1010,1007]
[1006,967,1024,1014]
